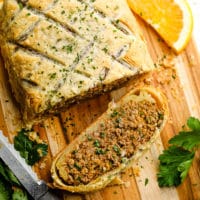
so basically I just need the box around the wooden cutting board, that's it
[0,10,200,200]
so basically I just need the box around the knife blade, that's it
[0,130,60,200]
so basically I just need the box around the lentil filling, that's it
[58,100,164,186]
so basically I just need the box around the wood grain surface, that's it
[0,8,200,200]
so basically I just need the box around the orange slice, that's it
[127,0,193,53]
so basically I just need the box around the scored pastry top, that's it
[0,0,154,123]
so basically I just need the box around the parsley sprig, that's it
[14,129,48,166]
[157,117,200,187]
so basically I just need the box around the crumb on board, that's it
[124,181,131,188]
[187,53,196,67]
[168,117,173,124]
[157,53,176,69]
[39,158,47,169]
[170,87,182,102]
[132,167,140,177]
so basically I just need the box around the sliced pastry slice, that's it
[0,0,154,124]
[51,87,169,193]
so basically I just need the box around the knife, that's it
[0,130,60,200]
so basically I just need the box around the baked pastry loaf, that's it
[51,87,169,193]
[0,0,154,124]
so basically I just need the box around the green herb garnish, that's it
[0,159,29,200]
[157,117,200,187]
[100,132,105,138]
[14,129,48,166]
[62,45,73,53]
[113,144,121,155]
[74,163,82,171]
[95,148,105,155]
[110,110,118,118]
[145,178,149,186]
[93,139,100,147]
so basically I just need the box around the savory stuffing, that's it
[58,100,164,186]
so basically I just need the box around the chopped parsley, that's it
[113,144,121,155]
[93,139,100,147]
[74,163,82,171]
[102,47,108,53]
[62,45,73,53]
[100,132,106,138]
[74,53,80,64]
[110,110,118,117]
[95,148,105,155]
[18,2,23,10]
[48,72,57,79]
[145,178,149,186]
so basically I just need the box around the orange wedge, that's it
[127,0,193,53]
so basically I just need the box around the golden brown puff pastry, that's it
[0,0,154,124]
[51,87,169,193]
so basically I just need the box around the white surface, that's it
[188,0,200,50]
